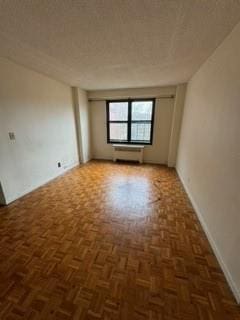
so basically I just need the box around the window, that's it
[106,99,155,144]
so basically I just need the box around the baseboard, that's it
[4,161,79,205]
[177,169,240,304]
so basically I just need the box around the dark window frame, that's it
[106,98,155,145]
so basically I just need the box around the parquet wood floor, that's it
[0,160,239,320]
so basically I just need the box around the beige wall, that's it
[72,87,91,163]
[0,182,6,205]
[177,22,240,302]
[89,86,178,164]
[90,100,113,160]
[78,89,91,163]
[0,57,79,204]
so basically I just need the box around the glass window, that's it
[107,99,154,144]
[109,123,128,141]
[109,102,128,121]
[131,101,153,120]
[131,123,151,142]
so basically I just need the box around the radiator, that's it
[112,144,144,163]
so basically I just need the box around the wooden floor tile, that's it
[0,160,239,319]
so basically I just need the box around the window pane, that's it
[132,101,153,120]
[109,102,128,120]
[110,123,127,141]
[131,123,151,142]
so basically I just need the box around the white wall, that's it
[89,86,177,164]
[0,57,79,204]
[78,89,91,163]
[177,22,240,302]
[72,87,91,163]
[168,84,186,167]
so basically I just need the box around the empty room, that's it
[0,1,239,319]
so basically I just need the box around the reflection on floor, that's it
[0,160,239,319]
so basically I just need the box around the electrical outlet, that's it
[58,162,61,168]
[9,132,15,140]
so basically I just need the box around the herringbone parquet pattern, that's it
[0,160,239,320]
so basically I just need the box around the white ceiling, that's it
[0,0,240,90]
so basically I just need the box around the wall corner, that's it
[167,83,187,167]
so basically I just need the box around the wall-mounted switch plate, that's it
[9,132,15,140]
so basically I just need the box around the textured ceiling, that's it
[0,0,240,90]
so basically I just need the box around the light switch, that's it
[9,132,15,140]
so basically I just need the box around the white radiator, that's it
[112,144,144,163]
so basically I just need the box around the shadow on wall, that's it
[0,182,6,205]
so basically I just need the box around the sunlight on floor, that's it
[107,175,152,214]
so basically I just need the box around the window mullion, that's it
[127,100,132,142]
[131,120,151,123]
